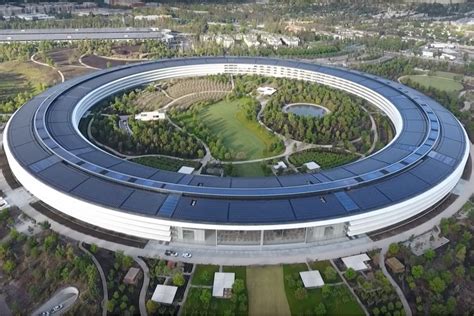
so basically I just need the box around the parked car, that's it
[182,252,192,258]
[165,250,178,257]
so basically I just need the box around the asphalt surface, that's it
[31,287,79,316]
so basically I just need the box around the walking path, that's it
[330,260,369,316]
[134,257,150,316]
[78,54,101,70]
[30,53,65,83]
[78,242,108,316]
[379,246,412,316]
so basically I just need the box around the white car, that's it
[0,198,9,210]
[182,252,192,258]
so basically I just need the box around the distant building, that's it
[15,13,54,21]
[257,86,277,96]
[440,53,456,61]
[215,34,235,48]
[134,111,166,121]
[261,33,282,47]
[105,0,144,8]
[422,50,434,58]
[123,267,142,285]
[281,36,299,47]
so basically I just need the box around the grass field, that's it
[308,260,342,283]
[289,149,358,169]
[225,162,273,177]
[191,264,220,286]
[283,264,364,316]
[0,61,59,102]
[197,97,282,160]
[130,156,201,172]
[401,72,463,93]
[247,266,291,316]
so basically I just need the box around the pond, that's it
[284,103,329,118]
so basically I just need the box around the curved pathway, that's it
[360,105,379,157]
[78,54,101,70]
[30,53,65,83]
[78,242,108,316]
[379,246,412,316]
[134,257,150,316]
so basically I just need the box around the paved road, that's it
[134,257,150,316]
[78,242,108,316]
[31,287,79,316]
[379,246,412,316]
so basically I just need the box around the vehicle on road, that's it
[51,304,63,313]
[165,250,178,257]
[182,252,192,258]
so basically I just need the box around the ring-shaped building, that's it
[3,57,470,246]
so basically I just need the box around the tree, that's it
[199,289,212,306]
[455,245,466,263]
[314,302,327,315]
[232,279,245,295]
[424,249,436,261]
[321,284,332,298]
[3,259,15,275]
[388,243,400,256]
[106,300,116,313]
[173,273,185,287]
[345,268,357,281]
[90,243,98,254]
[324,266,337,282]
[411,265,424,279]
[294,287,307,300]
[146,300,159,314]
[429,276,446,294]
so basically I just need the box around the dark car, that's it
[165,250,178,257]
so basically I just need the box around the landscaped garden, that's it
[171,96,284,161]
[289,148,359,169]
[283,263,364,316]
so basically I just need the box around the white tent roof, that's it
[212,272,235,297]
[304,161,320,170]
[178,166,195,174]
[151,284,178,304]
[299,270,325,288]
[341,253,371,271]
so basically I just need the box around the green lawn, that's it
[247,266,291,316]
[224,162,272,177]
[196,97,282,160]
[130,156,201,172]
[191,264,220,286]
[401,74,463,93]
[289,149,358,169]
[308,260,342,283]
[0,61,59,102]
[283,264,364,316]
[182,287,245,316]
[223,266,247,282]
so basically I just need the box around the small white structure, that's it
[341,253,371,271]
[151,284,178,305]
[134,111,166,121]
[299,271,325,288]
[422,50,434,58]
[440,53,456,61]
[304,161,321,172]
[281,35,300,47]
[257,86,277,96]
[243,34,260,47]
[273,161,287,170]
[212,272,235,298]
[178,166,195,175]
